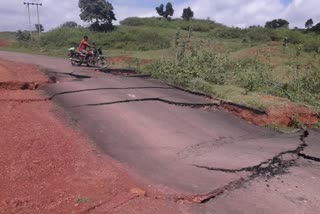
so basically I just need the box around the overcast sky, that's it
[1,0,319,31]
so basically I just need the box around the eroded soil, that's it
[0,59,182,213]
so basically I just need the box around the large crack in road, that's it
[49,86,174,99]
[177,130,316,204]
[73,97,220,109]
[42,70,320,207]
[193,131,308,175]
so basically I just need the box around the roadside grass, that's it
[144,34,320,112]
[0,32,16,41]
[314,122,320,129]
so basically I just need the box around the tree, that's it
[265,19,289,29]
[35,24,44,32]
[16,30,31,41]
[156,4,165,17]
[156,2,174,20]
[310,22,320,32]
[61,21,78,28]
[305,19,314,29]
[79,0,116,31]
[182,7,194,21]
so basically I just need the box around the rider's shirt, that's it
[77,39,90,52]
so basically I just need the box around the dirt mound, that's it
[0,39,10,48]
[0,59,48,82]
[0,81,45,90]
[0,59,181,213]
[223,103,319,128]
[0,59,50,91]
[239,42,285,65]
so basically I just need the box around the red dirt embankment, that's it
[223,102,319,128]
[0,59,181,213]
[0,40,10,48]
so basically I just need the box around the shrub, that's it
[212,27,245,39]
[119,17,145,26]
[146,42,320,109]
[38,27,170,51]
[16,30,31,41]
[303,35,320,52]
[120,17,224,31]
[245,27,274,43]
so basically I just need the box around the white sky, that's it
[0,0,319,31]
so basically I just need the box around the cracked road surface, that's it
[1,51,320,213]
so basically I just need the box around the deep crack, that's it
[49,86,174,100]
[185,130,310,204]
[0,98,49,103]
[43,69,93,82]
[194,131,308,177]
[0,81,46,90]
[299,153,320,162]
[73,98,220,109]
[174,178,246,204]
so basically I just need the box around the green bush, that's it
[303,35,320,52]
[212,27,245,39]
[38,27,170,51]
[147,51,237,87]
[119,17,145,26]
[147,45,320,109]
[16,30,31,41]
[245,27,274,43]
[212,27,283,43]
[287,30,305,44]
[120,17,224,31]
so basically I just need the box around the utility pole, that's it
[24,2,32,40]
[23,2,43,39]
[35,3,42,38]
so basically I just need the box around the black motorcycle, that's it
[68,46,108,68]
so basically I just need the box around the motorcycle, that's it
[67,46,108,68]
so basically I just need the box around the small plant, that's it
[75,196,90,204]
[289,114,305,129]
[314,121,320,129]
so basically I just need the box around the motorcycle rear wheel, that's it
[70,60,82,66]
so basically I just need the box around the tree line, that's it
[76,1,195,31]
[76,0,320,32]
[13,0,307,34]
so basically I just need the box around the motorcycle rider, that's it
[77,35,93,60]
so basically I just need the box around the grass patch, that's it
[121,17,225,32]
[314,121,320,129]
[13,26,171,54]
[145,35,320,111]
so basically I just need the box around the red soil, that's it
[241,42,285,65]
[0,40,9,48]
[0,60,49,85]
[223,103,319,128]
[0,59,182,213]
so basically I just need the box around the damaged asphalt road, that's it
[0,51,320,213]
